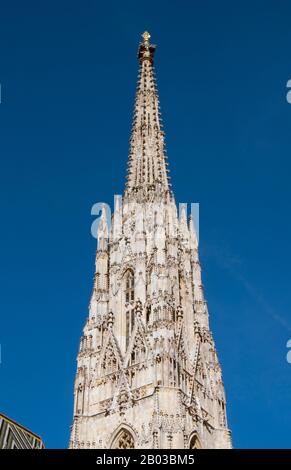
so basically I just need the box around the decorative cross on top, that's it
[142,31,151,44]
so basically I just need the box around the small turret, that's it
[97,204,109,252]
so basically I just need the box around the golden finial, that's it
[142,31,151,44]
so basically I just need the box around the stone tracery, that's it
[112,429,135,449]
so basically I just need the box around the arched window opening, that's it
[189,434,201,449]
[125,271,134,303]
[124,271,135,349]
[112,429,135,449]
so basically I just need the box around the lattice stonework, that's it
[69,31,232,450]
[112,430,135,449]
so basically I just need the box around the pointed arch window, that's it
[124,270,135,349]
[125,270,135,303]
[112,429,135,449]
[189,434,202,449]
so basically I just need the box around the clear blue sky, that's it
[0,0,291,449]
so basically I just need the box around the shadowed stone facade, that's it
[69,32,232,449]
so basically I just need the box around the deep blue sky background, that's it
[0,0,291,448]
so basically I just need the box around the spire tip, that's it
[138,31,155,63]
[142,31,151,45]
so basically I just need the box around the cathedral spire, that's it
[125,32,171,200]
[70,33,232,450]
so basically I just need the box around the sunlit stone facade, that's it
[69,32,232,449]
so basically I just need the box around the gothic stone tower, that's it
[69,32,232,449]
